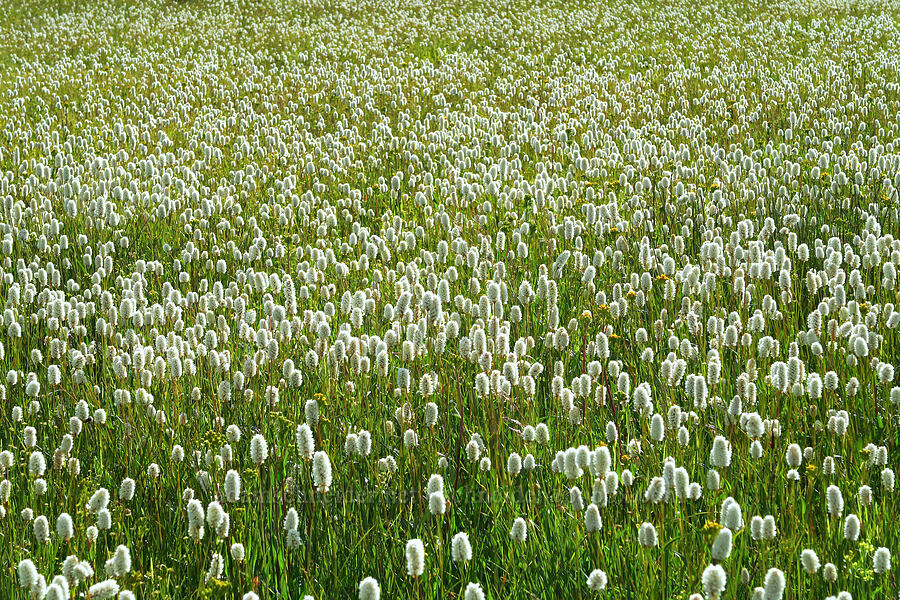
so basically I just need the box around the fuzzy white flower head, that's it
[702,564,727,599]
[250,434,268,466]
[403,428,418,448]
[800,549,820,574]
[510,517,528,542]
[858,485,873,507]
[356,430,372,456]
[56,513,74,541]
[358,577,380,600]
[763,568,785,600]
[424,402,439,427]
[843,514,860,541]
[523,454,536,471]
[638,522,658,548]
[882,468,895,492]
[429,490,446,516]
[586,569,608,591]
[312,451,332,493]
[536,423,550,444]
[507,452,522,476]
[826,485,844,517]
[87,579,120,599]
[762,515,777,541]
[405,538,425,576]
[87,488,110,514]
[225,470,241,503]
[113,545,132,577]
[206,501,225,530]
[17,559,38,589]
[579,494,599,526]
[466,439,480,462]
[24,426,36,447]
[119,478,136,502]
[451,532,472,562]
[464,582,486,600]
[231,543,245,562]
[711,527,732,561]
[29,451,46,477]
[720,497,743,530]
[874,547,891,574]
[33,514,51,543]
[97,508,112,530]
[296,423,315,460]
[710,436,732,468]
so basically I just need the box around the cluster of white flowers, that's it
[18,543,133,599]
[0,0,897,597]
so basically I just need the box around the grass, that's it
[0,0,899,598]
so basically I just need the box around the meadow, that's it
[1,0,899,598]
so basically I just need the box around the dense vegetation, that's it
[1,0,899,598]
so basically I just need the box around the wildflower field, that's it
[1,0,900,598]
